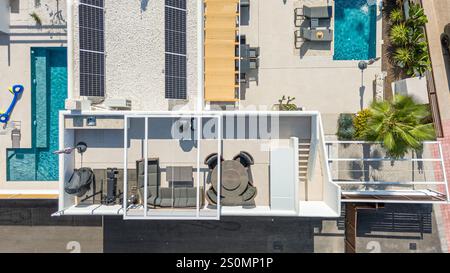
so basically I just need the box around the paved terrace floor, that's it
[239,0,382,134]
[0,0,66,189]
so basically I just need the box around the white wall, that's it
[0,0,9,34]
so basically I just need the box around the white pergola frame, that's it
[122,113,222,220]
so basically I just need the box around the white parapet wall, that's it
[0,0,9,34]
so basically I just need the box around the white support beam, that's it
[144,117,149,216]
[123,116,128,218]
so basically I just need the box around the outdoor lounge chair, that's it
[302,5,332,19]
[136,158,160,206]
[295,5,332,27]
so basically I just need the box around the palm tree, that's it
[363,95,435,158]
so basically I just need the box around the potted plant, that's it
[273,95,298,111]
[30,12,42,26]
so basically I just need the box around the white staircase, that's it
[298,140,311,182]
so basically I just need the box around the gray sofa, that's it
[136,159,203,208]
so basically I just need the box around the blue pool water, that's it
[7,48,67,181]
[333,0,377,60]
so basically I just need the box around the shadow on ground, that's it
[0,200,101,226]
[104,216,321,253]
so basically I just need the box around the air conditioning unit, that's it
[65,98,92,111]
[104,99,132,110]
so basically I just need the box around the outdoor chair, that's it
[294,8,304,27]
[302,5,332,19]
[206,187,218,205]
[294,30,303,49]
[248,47,260,59]
[233,151,254,167]
[241,185,257,202]
[240,58,250,74]
[136,158,160,206]
[249,58,259,70]
[204,153,223,170]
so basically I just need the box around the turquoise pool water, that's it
[7,48,67,181]
[333,0,377,60]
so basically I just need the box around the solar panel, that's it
[80,0,104,8]
[165,0,186,9]
[165,1,187,99]
[79,1,105,97]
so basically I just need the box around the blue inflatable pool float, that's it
[0,84,24,124]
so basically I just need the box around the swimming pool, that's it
[333,0,377,60]
[7,48,67,181]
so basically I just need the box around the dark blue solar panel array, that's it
[79,0,105,97]
[80,0,104,8]
[165,1,187,100]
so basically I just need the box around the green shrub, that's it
[390,8,404,24]
[337,114,355,140]
[390,23,409,46]
[30,12,42,26]
[277,96,298,111]
[353,109,372,140]
[407,3,428,28]
[389,3,431,77]
[393,46,413,68]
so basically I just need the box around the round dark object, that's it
[76,142,88,154]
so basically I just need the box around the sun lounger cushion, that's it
[174,187,188,208]
[158,187,173,207]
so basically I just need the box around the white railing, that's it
[325,140,449,203]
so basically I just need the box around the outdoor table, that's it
[211,160,249,198]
